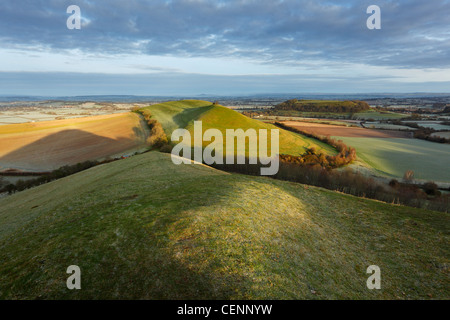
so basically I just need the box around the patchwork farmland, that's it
[280,121,450,183]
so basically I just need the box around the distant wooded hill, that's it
[273,99,371,113]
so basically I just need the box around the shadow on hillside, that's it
[172,105,214,129]
[0,128,143,172]
[0,158,248,299]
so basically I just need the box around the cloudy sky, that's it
[0,0,449,96]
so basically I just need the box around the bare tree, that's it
[403,170,414,183]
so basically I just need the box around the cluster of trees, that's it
[274,122,357,169]
[241,111,262,118]
[390,179,441,197]
[392,121,450,144]
[414,129,450,144]
[273,99,371,113]
[136,109,171,149]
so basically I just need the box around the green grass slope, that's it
[142,100,335,156]
[333,136,450,183]
[142,100,214,135]
[0,152,448,299]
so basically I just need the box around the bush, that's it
[135,109,170,149]
[389,179,400,188]
[423,182,440,196]
[160,144,173,153]
[148,122,168,148]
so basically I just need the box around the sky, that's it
[0,0,449,96]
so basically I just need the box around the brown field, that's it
[280,121,413,138]
[0,113,149,172]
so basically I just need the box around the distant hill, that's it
[274,99,371,113]
[140,100,336,156]
[0,152,447,299]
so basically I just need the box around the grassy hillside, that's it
[0,152,448,299]
[142,100,214,135]
[141,100,336,156]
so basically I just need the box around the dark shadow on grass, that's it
[0,155,247,299]
[172,105,214,129]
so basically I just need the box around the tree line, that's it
[0,159,113,194]
[133,108,172,151]
[274,122,357,169]
[210,158,449,213]
[207,121,448,212]
[392,120,450,144]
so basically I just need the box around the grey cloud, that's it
[0,0,449,68]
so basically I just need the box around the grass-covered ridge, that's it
[141,100,336,156]
[141,100,214,136]
[0,152,448,299]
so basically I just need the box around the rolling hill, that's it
[141,100,336,156]
[0,152,448,299]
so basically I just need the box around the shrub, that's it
[423,182,440,196]
[389,179,400,188]
[160,144,173,153]
[148,122,168,148]
[135,109,170,149]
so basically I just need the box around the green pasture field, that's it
[352,110,408,120]
[333,136,450,183]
